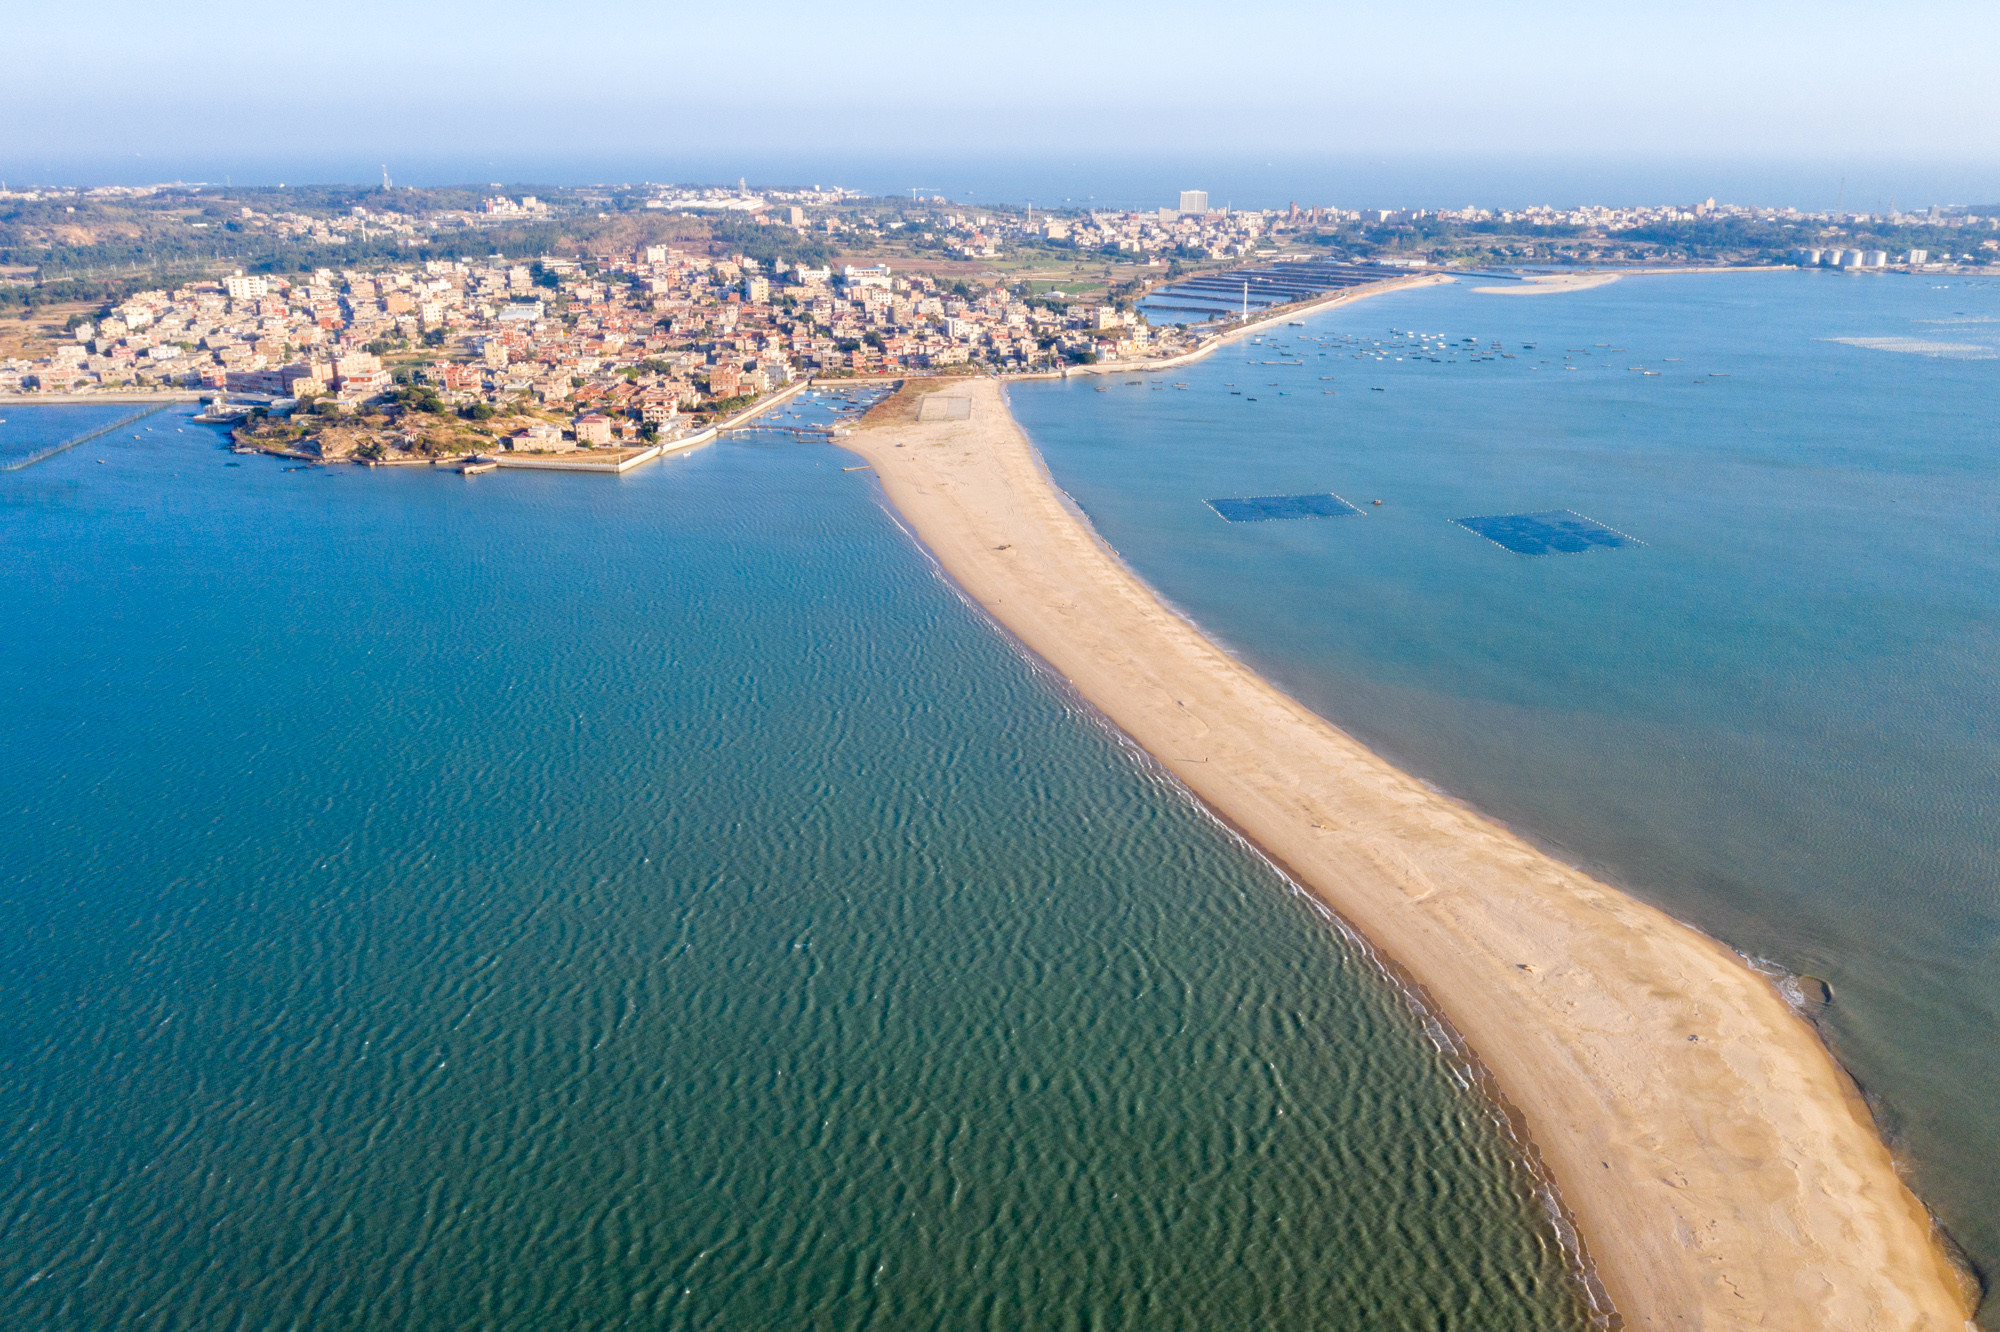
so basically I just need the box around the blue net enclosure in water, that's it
[1453,509,1641,555]
[1206,493,1363,522]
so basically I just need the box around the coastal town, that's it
[0,244,1212,463]
[3,181,1996,462]
[14,0,2000,1321]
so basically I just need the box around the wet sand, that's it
[838,374,1974,1330]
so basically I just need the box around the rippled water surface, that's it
[1012,270,2000,1315]
[0,415,1593,1330]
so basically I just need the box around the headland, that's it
[838,368,1975,1329]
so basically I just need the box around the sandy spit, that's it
[1475,273,1622,295]
[837,369,1974,1330]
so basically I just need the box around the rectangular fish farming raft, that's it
[1207,493,1364,522]
[1452,509,1642,555]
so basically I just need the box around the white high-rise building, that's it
[1178,189,1209,215]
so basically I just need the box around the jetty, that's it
[496,442,665,473]
[2,402,179,472]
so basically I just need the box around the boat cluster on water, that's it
[1217,327,1733,384]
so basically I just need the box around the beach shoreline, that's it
[836,366,1975,1329]
[1475,273,1622,295]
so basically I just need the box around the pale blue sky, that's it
[7,0,1997,190]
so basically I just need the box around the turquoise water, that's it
[1011,270,2000,1313]
[0,414,1594,1328]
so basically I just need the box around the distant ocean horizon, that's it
[6,151,1997,214]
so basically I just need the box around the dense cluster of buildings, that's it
[1389,198,2000,236]
[0,247,1193,433]
[644,184,858,213]
[9,178,1995,416]
[1039,204,1288,261]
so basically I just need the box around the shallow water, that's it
[1012,270,2000,1314]
[0,413,1593,1329]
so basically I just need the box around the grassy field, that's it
[1,300,94,361]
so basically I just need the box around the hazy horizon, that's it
[3,152,1995,216]
[9,0,1997,210]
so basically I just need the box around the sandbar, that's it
[838,367,1973,1329]
[1476,273,1622,295]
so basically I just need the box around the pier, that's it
[496,442,665,473]
[2,402,180,472]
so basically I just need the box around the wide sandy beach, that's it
[838,367,1973,1328]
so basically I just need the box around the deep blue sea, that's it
[0,404,1593,1328]
[1010,269,2000,1313]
